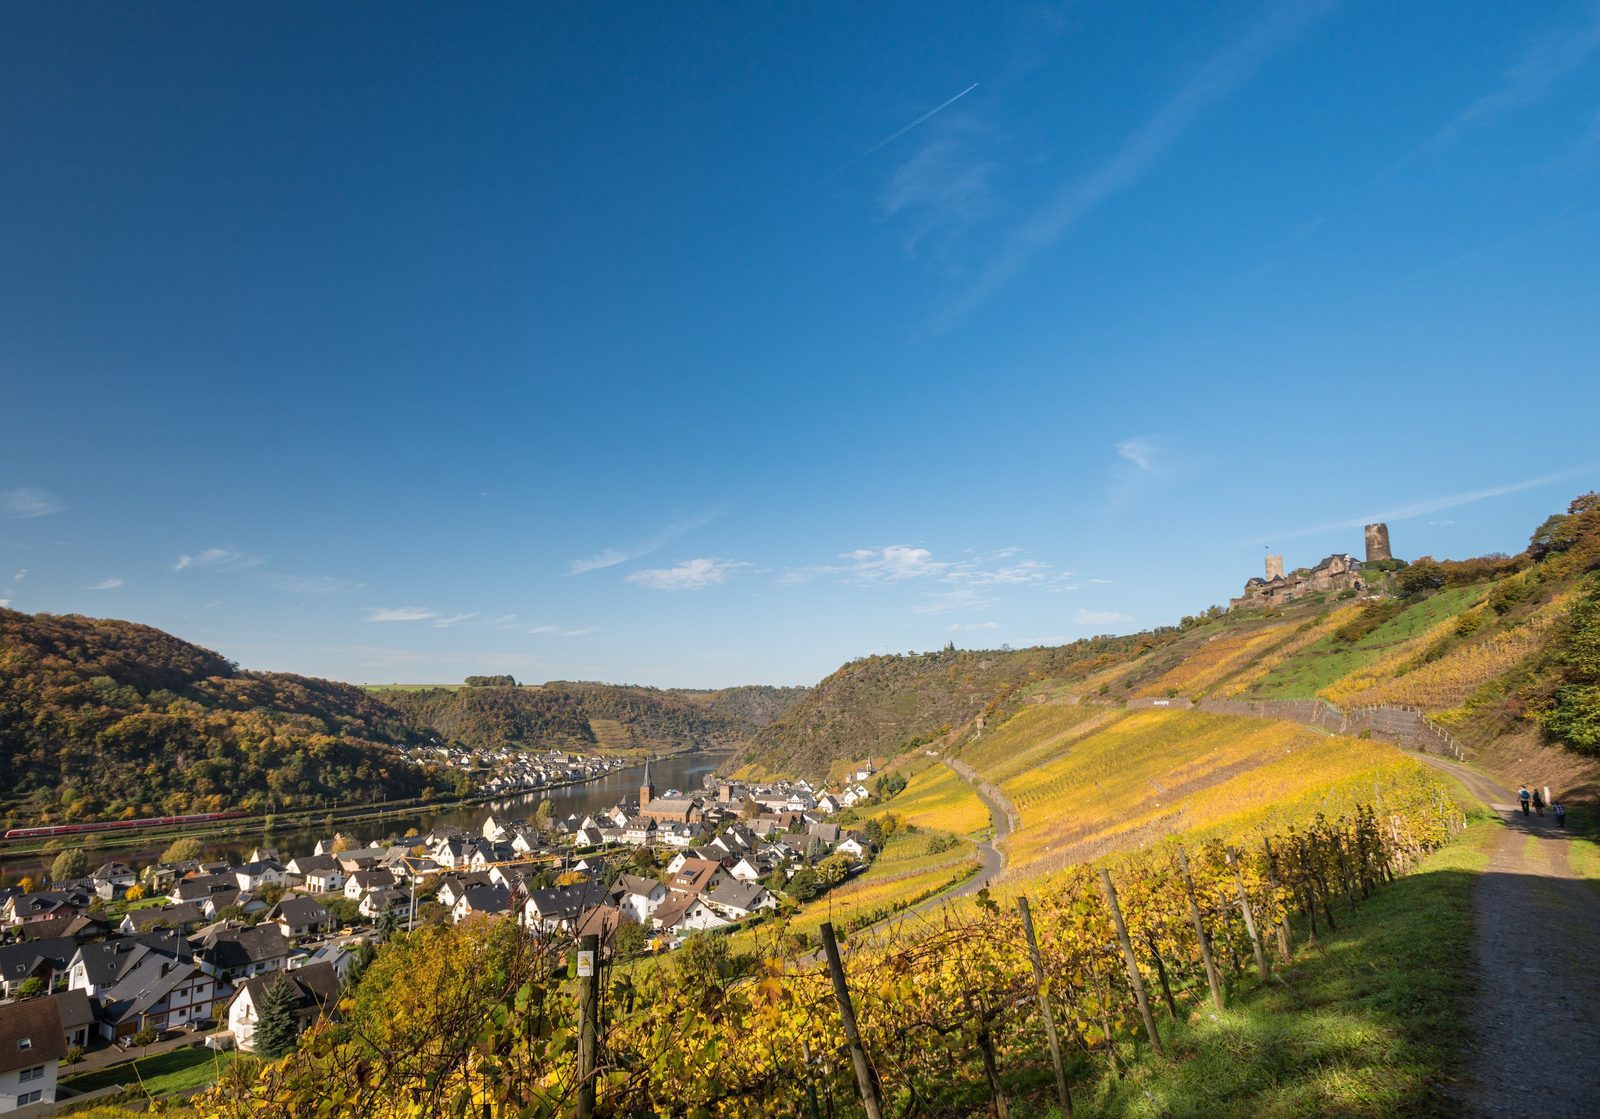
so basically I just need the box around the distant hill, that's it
[0,609,445,827]
[378,680,806,755]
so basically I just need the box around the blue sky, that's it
[3,1,1598,687]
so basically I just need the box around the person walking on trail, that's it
[1554,802,1566,828]
[1532,788,1545,816]
[1519,786,1531,816]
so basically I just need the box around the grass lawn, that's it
[61,1046,235,1098]
[1089,820,1497,1118]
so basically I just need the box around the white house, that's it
[610,875,667,923]
[226,962,341,1054]
[0,998,64,1112]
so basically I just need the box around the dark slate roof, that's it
[125,903,204,932]
[271,896,330,926]
[194,923,289,971]
[50,988,96,1031]
[98,955,205,1026]
[73,934,187,989]
[0,937,76,986]
[235,961,340,1016]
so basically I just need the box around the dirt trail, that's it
[1418,754,1600,1118]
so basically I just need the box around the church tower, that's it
[640,759,654,810]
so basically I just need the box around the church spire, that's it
[640,758,654,809]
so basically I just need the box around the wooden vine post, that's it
[1176,847,1225,1011]
[1097,868,1165,1057]
[575,932,600,1119]
[1261,837,1294,962]
[819,922,884,1119]
[1225,848,1269,981]
[1016,896,1074,1117]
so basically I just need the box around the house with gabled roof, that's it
[226,961,341,1054]
[0,996,66,1110]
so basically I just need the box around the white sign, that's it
[577,950,595,977]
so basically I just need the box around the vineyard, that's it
[189,765,1461,1118]
[868,760,993,836]
[981,708,1407,877]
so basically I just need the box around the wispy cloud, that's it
[1075,608,1132,626]
[1116,437,1159,473]
[947,621,1002,632]
[913,589,996,615]
[880,127,999,260]
[1420,11,1600,154]
[12,569,25,583]
[0,598,10,608]
[569,507,726,575]
[838,82,980,174]
[2,486,63,519]
[782,545,1072,591]
[626,558,745,591]
[527,624,598,637]
[1248,466,1597,545]
[364,606,438,623]
[433,612,479,628]
[262,573,364,595]
[90,578,123,590]
[938,0,1333,327]
[174,547,265,573]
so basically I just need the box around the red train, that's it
[3,811,248,840]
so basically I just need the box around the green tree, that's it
[160,836,204,864]
[16,977,45,999]
[615,922,649,960]
[50,847,89,883]
[784,868,819,901]
[253,975,303,1059]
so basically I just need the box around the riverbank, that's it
[0,750,729,881]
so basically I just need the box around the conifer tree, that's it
[252,975,302,1059]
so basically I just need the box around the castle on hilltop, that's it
[1230,522,1392,610]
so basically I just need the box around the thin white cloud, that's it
[263,574,364,595]
[2,486,63,519]
[527,624,597,637]
[1428,519,1455,527]
[1248,466,1597,545]
[1116,437,1159,473]
[0,598,10,608]
[1422,12,1600,154]
[912,589,995,615]
[947,621,1002,632]
[939,0,1333,328]
[1076,608,1132,626]
[569,506,726,575]
[846,546,946,582]
[364,606,439,623]
[12,569,25,583]
[626,558,745,591]
[173,547,265,573]
[433,612,480,628]
[90,578,124,590]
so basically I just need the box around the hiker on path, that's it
[1532,789,1545,816]
[1554,802,1566,828]
[1519,786,1531,816]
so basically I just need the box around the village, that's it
[0,760,880,1110]
[396,743,633,797]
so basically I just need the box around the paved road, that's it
[1415,753,1600,1119]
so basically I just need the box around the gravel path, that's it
[1418,755,1600,1118]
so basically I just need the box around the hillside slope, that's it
[0,609,442,826]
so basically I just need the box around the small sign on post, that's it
[577,950,595,977]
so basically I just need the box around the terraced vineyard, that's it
[965,706,1406,878]
[781,829,980,937]
[868,758,992,835]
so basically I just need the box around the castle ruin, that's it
[1365,522,1392,563]
[1230,522,1392,610]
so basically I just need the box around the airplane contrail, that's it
[834,82,980,173]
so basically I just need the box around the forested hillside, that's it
[736,637,1150,776]
[379,681,802,755]
[0,610,442,826]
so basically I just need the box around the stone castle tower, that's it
[1265,554,1284,580]
[1364,523,1392,563]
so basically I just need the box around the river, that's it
[1,752,727,883]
